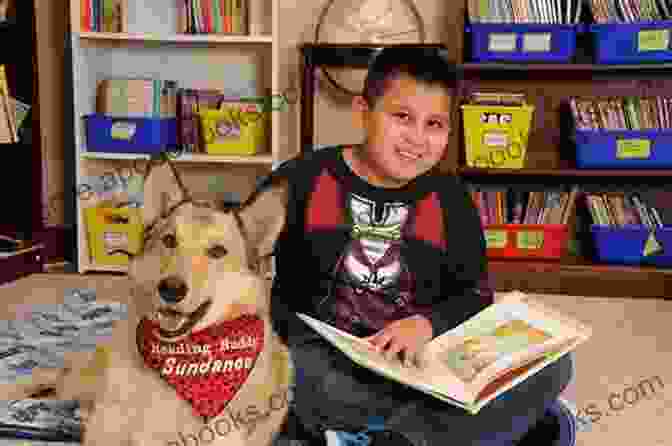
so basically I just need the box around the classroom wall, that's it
[37,0,460,226]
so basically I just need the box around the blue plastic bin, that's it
[84,114,177,154]
[574,129,672,168]
[590,21,672,64]
[590,224,672,267]
[466,23,581,62]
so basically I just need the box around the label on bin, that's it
[642,232,663,257]
[483,131,509,147]
[517,231,544,250]
[638,29,670,52]
[523,33,552,52]
[110,122,137,140]
[616,139,651,159]
[485,230,507,249]
[103,231,128,250]
[488,33,517,52]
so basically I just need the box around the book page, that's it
[425,291,590,400]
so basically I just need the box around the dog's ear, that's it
[237,179,288,258]
[141,158,189,227]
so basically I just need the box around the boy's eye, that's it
[207,245,228,259]
[393,112,409,120]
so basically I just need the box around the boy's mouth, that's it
[397,149,422,161]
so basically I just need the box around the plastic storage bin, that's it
[466,23,581,62]
[590,224,672,266]
[84,114,177,154]
[484,224,569,260]
[84,206,143,266]
[462,104,534,168]
[574,129,672,168]
[590,21,672,64]
[197,105,267,156]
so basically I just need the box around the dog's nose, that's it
[157,277,188,304]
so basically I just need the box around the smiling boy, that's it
[253,47,572,446]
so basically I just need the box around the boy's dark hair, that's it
[362,47,460,108]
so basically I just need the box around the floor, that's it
[1,270,670,446]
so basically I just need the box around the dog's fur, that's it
[49,158,293,445]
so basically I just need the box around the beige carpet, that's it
[1,273,671,446]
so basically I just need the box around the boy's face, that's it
[352,74,452,188]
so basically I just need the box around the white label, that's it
[483,131,509,147]
[103,232,128,249]
[488,33,517,52]
[523,33,552,52]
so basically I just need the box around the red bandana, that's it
[137,315,264,420]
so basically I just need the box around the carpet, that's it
[0,273,670,446]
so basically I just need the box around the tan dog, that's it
[54,157,293,446]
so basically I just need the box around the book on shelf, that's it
[468,0,582,24]
[589,0,672,24]
[469,185,579,226]
[177,0,248,35]
[81,0,126,32]
[0,65,16,144]
[585,190,671,228]
[96,78,178,118]
[570,96,672,131]
[297,290,592,415]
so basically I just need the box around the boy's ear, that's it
[237,179,288,259]
[141,159,189,227]
[351,95,370,130]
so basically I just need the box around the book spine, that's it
[212,0,222,33]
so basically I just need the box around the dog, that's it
[51,155,294,446]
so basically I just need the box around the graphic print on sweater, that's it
[305,168,446,337]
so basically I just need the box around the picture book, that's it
[297,290,592,415]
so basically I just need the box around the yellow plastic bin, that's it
[462,104,534,169]
[84,206,143,266]
[198,103,267,156]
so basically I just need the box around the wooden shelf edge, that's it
[80,152,274,164]
[487,259,672,275]
[460,62,672,72]
[458,167,672,177]
[77,31,273,44]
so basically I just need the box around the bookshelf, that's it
[67,0,291,274]
[299,34,672,299]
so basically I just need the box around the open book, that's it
[297,290,592,415]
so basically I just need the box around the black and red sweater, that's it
[249,145,493,346]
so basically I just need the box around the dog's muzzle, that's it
[158,276,188,304]
[153,299,212,340]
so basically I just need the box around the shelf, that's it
[458,167,672,177]
[460,62,672,72]
[77,31,273,45]
[489,258,672,275]
[80,152,274,165]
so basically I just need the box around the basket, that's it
[590,224,672,266]
[198,102,267,156]
[462,104,534,169]
[484,224,569,260]
[589,21,672,64]
[574,129,672,168]
[84,114,177,154]
[84,206,143,266]
[466,23,581,62]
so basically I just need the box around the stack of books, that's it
[467,0,583,23]
[570,96,672,131]
[585,191,671,228]
[80,0,126,32]
[177,0,248,35]
[469,186,579,225]
[589,0,672,23]
[97,78,178,118]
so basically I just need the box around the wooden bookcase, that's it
[67,0,293,274]
[299,6,672,299]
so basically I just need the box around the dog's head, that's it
[127,157,287,342]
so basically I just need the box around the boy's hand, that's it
[363,315,433,367]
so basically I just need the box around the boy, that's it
[254,47,572,446]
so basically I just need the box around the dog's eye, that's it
[207,245,228,259]
[162,234,177,249]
